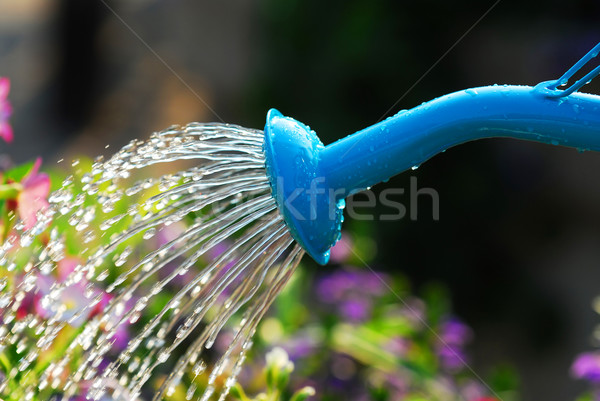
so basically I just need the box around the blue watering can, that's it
[264,42,600,264]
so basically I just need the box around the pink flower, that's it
[35,258,96,327]
[572,352,600,383]
[0,77,13,143]
[17,158,50,229]
[34,258,131,345]
[329,232,352,263]
[96,292,132,350]
[50,258,132,348]
[460,379,488,401]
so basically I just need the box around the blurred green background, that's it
[0,1,599,400]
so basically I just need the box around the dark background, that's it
[0,1,599,400]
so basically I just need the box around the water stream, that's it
[0,123,304,401]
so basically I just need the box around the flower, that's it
[35,258,93,327]
[460,379,488,401]
[17,158,50,229]
[384,336,411,357]
[435,317,472,371]
[266,346,294,372]
[572,352,600,383]
[316,268,387,322]
[264,347,295,393]
[0,77,13,143]
[32,258,131,349]
[316,270,387,303]
[339,298,371,322]
[279,328,323,360]
[329,233,353,263]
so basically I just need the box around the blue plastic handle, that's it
[264,43,600,265]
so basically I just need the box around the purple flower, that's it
[436,317,472,371]
[284,336,320,360]
[340,298,371,322]
[206,240,231,261]
[437,344,468,371]
[440,318,472,344]
[34,258,130,346]
[0,77,13,143]
[36,258,91,327]
[273,328,323,361]
[316,269,387,303]
[315,268,388,322]
[96,292,132,350]
[572,352,600,383]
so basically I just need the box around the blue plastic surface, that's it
[263,109,343,265]
[320,85,600,197]
[264,43,600,265]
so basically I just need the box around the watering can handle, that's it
[535,42,600,98]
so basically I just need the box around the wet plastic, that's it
[320,85,600,196]
[264,42,600,265]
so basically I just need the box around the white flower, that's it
[266,346,294,372]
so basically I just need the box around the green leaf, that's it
[4,160,35,183]
[229,383,250,401]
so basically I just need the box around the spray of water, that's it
[0,123,304,400]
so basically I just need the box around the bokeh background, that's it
[0,1,599,400]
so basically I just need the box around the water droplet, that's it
[96,270,109,281]
[142,228,157,240]
[186,383,198,400]
[113,246,133,267]
[157,349,171,363]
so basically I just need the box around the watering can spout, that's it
[264,42,600,265]
[319,84,600,195]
